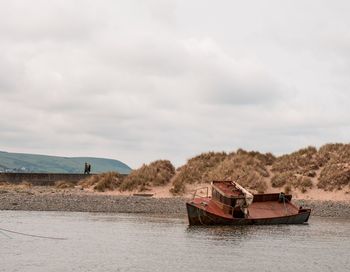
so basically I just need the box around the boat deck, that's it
[248,201,299,218]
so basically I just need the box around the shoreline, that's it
[1,189,350,218]
[0,190,187,214]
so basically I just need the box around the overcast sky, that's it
[0,0,349,168]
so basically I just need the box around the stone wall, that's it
[0,173,91,186]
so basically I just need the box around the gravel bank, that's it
[0,190,349,218]
[0,191,187,214]
[293,199,350,218]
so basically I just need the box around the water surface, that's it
[1,211,349,272]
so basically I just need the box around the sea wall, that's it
[0,173,91,186]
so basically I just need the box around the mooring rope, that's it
[282,196,289,215]
[197,208,204,225]
[0,227,67,240]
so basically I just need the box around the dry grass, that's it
[171,152,227,194]
[293,176,313,193]
[271,172,295,188]
[120,160,175,192]
[271,146,319,175]
[79,172,123,192]
[271,172,312,193]
[0,181,28,187]
[269,144,350,192]
[50,143,350,194]
[18,181,33,189]
[318,164,350,191]
[55,180,75,189]
[236,149,276,165]
[207,154,269,193]
[171,150,271,194]
[284,184,292,194]
[317,143,345,166]
[74,143,349,195]
[317,144,350,191]
[0,181,32,192]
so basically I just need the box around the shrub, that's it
[271,172,295,188]
[255,178,268,193]
[272,146,319,173]
[169,180,185,195]
[318,164,350,191]
[120,160,175,192]
[207,155,268,193]
[293,177,313,193]
[170,152,227,194]
[55,180,75,189]
[317,143,348,164]
[94,172,123,192]
[284,184,292,194]
[171,150,270,194]
[236,149,276,165]
[19,181,33,188]
[79,172,123,192]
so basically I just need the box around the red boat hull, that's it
[186,202,311,226]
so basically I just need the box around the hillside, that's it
[169,144,350,198]
[0,151,132,174]
[80,143,350,201]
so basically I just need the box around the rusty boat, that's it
[186,180,311,226]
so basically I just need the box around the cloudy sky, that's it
[0,0,349,168]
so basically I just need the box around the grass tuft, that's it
[79,172,123,192]
[120,160,175,192]
[170,150,271,194]
[55,180,75,189]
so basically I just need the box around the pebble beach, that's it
[0,187,350,218]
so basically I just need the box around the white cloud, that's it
[0,0,350,168]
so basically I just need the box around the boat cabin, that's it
[211,180,253,218]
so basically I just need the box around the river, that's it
[0,211,349,272]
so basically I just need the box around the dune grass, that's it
[170,150,272,195]
[78,160,176,192]
[120,160,175,192]
[79,172,123,192]
[55,180,75,189]
[13,143,345,195]
[171,144,350,195]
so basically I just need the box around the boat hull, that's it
[186,202,311,226]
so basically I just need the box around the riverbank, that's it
[0,187,350,218]
[0,187,186,214]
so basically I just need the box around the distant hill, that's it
[0,151,132,174]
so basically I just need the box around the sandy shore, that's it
[0,186,350,218]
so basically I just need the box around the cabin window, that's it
[212,188,234,207]
[231,199,237,207]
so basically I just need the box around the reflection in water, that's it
[186,225,255,244]
[186,223,308,243]
[0,211,349,272]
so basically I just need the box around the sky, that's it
[0,0,350,168]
